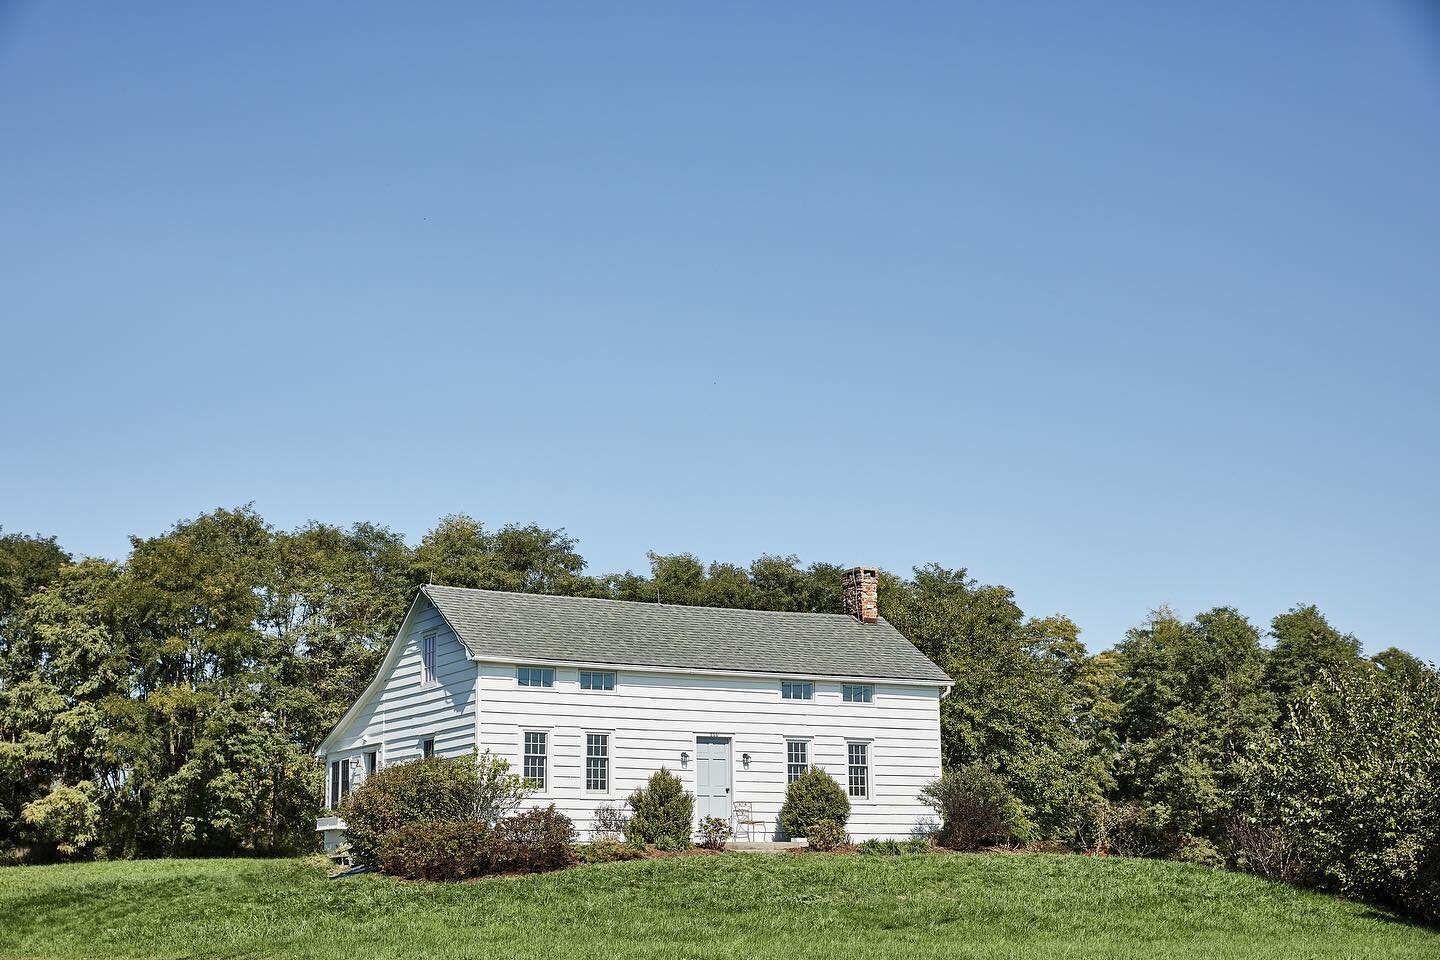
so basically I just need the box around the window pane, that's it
[847,742,869,798]
[523,731,547,790]
[786,740,809,783]
[519,666,555,688]
[582,670,616,691]
[585,733,609,792]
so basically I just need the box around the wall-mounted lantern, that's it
[741,753,751,769]
[680,751,690,768]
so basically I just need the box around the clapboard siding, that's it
[320,597,477,795]
[319,593,947,843]
[477,663,942,841]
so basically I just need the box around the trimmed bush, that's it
[806,819,845,851]
[697,816,732,851]
[778,769,849,839]
[377,820,491,881]
[624,768,694,848]
[920,765,1028,851]
[490,805,577,872]
[376,805,575,880]
[339,751,531,867]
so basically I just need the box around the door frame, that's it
[693,733,735,826]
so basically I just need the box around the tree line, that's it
[0,507,1435,918]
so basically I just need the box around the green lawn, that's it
[0,853,1433,960]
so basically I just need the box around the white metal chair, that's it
[732,801,766,842]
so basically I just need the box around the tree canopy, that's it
[0,506,1434,920]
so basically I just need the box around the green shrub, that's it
[906,835,935,853]
[778,769,849,839]
[1175,835,1224,868]
[487,805,576,872]
[859,835,936,856]
[377,820,491,881]
[697,816,732,851]
[920,765,1029,851]
[624,768,693,848]
[339,751,531,868]
[376,805,575,880]
[1243,666,1440,921]
[806,819,845,851]
[20,782,99,859]
[575,838,645,864]
[858,838,904,856]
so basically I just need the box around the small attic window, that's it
[421,630,437,685]
[580,670,616,691]
[781,680,813,700]
[517,666,555,688]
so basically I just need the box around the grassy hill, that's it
[0,853,1433,960]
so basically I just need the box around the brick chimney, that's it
[842,567,879,624]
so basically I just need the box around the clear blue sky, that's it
[2,2,1437,660]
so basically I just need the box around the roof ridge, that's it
[422,582,875,624]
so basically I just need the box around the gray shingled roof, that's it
[421,584,951,684]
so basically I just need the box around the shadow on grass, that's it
[1358,909,1440,933]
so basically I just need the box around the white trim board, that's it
[467,654,951,691]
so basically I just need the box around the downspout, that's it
[473,660,482,754]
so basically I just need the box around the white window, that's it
[523,731,548,789]
[364,750,378,777]
[781,680,813,700]
[328,758,354,807]
[517,666,555,687]
[585,733,610,792]
[786,739,810,783]
[580,670,616,691]
[421,631,437,685]
[421,737,435,759]
[847,742,870,799]
[842,684,873,703]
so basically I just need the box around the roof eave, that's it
[466,653,950,688]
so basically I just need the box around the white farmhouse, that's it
[316,567,951,847]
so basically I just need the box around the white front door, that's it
[695,736,733,824]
